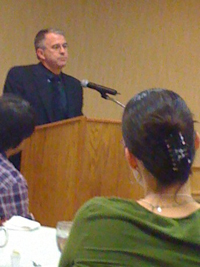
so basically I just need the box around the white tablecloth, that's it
[0,226,61,267]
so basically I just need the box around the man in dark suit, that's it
[3,28,83,169]
[4,28,83,125]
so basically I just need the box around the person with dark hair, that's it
[0,94,35,221]
[3,28,83,170]
[59,89,200,267]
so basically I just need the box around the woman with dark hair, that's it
[59,89,200,267]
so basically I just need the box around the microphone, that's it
[81,79,119,96]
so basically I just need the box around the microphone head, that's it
[81,79,89,87]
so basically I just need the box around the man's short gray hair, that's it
[34,28,65,51]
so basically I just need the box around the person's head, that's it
[34,28,68,74]
[122,88,197,190]
[0,94,35,153]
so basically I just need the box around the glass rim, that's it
[56,221,73,226]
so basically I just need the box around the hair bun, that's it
[143,115,183,140]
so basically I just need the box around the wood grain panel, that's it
[76,118,144,208]
[21,117,86,226]
[191,167,200,202]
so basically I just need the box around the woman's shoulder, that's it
[76,196,200,223]
[74,196,140,221]
[81,196,136,209]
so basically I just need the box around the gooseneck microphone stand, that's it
[81,79,125,108]
[99,91,125,108]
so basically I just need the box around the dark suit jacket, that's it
[3,63,83,125]
[3,63,83,170]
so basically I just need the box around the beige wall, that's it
[1,0,200,164]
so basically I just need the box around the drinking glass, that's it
[0,226,8,248]
[56,221,73,252]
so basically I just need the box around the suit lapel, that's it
[32,64,54,122]
[60,73,69,117]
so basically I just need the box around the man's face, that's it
[37,33,68,73]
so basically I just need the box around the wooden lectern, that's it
[21,116,144,227]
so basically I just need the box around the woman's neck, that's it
[137,180,200,218]
[145,180,191,198]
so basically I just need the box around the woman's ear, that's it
[124,147,138,169]
[195,132,200,150]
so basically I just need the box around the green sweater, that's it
[59,197,200,267]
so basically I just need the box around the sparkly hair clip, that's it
[133,89,164,103]
[133,92,148,102]
[165,132,191,171]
